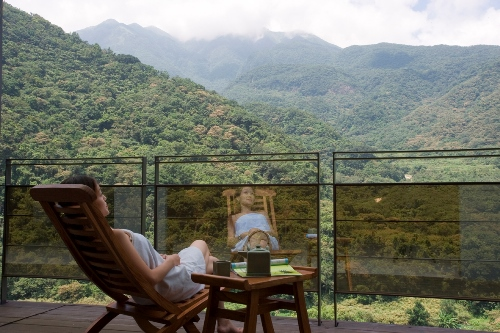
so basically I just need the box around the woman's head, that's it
[237,186,255,208]
[61,175,109,217]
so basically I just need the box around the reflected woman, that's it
[227,186,279,251]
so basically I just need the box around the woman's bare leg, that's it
[217,303,243,333]
[189,240,242,332]
[190,239,218,274]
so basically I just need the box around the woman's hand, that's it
[161,254,180,266]
[170,254,181,266]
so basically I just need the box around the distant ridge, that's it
[77,21,342,92]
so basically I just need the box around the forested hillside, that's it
[224,45,500,150]
[1,3,336,169]
[77,19,500,151]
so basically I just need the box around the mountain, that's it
[392,60,500,149]
[77,21,341,92]
[224,44,500,149]
[76,19,190,78]
[77,20,500,150]
[2,3,344,170]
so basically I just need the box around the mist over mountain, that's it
[78,20,500,150]
[77,20,341,92]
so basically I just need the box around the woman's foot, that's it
[217,318,243,333]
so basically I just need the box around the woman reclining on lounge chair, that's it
[61,175,242,333]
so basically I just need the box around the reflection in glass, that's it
[156,186,319,271]
[335,184,500,300]
[4,186,143,278]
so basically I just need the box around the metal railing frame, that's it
[0,148,498,326]
[154,152,322,323]
[1,157,147,303]
[332,148,500,325]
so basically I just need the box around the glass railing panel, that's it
[335,183,500,300]
[4,185,143,278]
[156,184,320,291]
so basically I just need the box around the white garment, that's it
[121,229,206,303]
[231,213,279,251]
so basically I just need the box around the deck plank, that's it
[0,301,488,333]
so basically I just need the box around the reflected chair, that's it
[222,188,301,262]
[30,184,208,333]
[336,237,353,291]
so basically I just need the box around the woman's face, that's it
[93,182,109,217]
[239,187,255,207]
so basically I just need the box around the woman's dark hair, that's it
[61,175,98,191]
[235,186,254,198]
[59,175,98,209]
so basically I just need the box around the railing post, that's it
[141,157,147,235]
[1,159,12,304]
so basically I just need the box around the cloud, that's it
[411,0,500,45]
[6,0,500,47]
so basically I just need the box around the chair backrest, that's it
[29,184,180,314]
[222,188,277,233]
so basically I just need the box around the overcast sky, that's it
[5,0,500,48]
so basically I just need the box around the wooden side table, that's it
[191,266,317,333]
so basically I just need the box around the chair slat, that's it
[81,250,114,261]
[66,228,98,237]
[94,268,128,279]
[60,216,91,226]
[74,239,105,250]
[88,260,123,271]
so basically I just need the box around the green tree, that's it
[407,300,430,326]
[438,300,460,329]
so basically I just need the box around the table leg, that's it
[203,285,220,333]
[293,281,311,333]
[260,312,274,333]
[244,290,260,333]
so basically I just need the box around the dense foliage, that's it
[224,54,500,150]
[1,4,310,170]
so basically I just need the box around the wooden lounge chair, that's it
[30,184,209,333]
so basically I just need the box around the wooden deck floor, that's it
[0,301,488,333]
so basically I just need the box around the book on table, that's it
[231,258,302,277]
